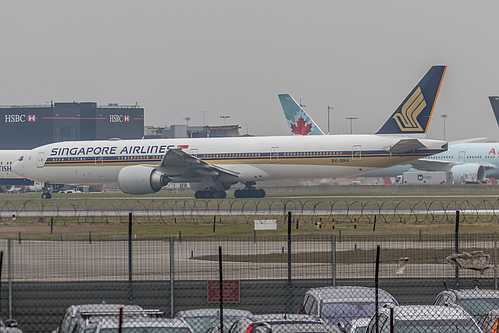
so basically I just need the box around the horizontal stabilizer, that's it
[386,138,425,154]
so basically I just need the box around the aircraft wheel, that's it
[234,189,242,198]
[41,192,52,199]
[195,191,205,199]
[258,189,266,198]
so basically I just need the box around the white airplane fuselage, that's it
[12,135,446,186]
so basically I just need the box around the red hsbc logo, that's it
[4,114,36,123]
[110,115,130,123]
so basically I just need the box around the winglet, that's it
[488,96,499,128]
[376,66,447,136]
[278,94,325,135]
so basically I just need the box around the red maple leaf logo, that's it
[291,117,313,135]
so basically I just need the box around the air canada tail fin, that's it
[488,96,499,127]
[376,66,447,136]
[278,94,325,135]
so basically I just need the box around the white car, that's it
[365,305,481,332]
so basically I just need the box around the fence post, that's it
[287,211,292,313]
[128,212,133,304]
[288,211,292,285]
[170,236,175,318]
[219,246,223,333]
[495,231,497,290]
[332,234,336,287]
[455,211,459,289]
[375,245,380,333]
[8,238,12,319]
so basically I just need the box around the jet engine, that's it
[451,164,486,184]
[0,186,14,193]
[118,165,170,194]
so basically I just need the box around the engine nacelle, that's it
[0,186,14,193]
[118,165,169,194]
[451,163,486,184]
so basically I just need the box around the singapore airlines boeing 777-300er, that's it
[12,66,448,199]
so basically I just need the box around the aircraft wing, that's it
[385,138,426,154]
[449,137,488,145]
[157,148,240,179]
[409,159,495,171]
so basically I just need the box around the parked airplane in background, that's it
[12,66,448,199]
[0,150,34,193]
[278,94,325,135]
[362,96,499,183]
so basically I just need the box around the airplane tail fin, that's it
[278,94,325,135]
[488,96,499,127]
[376,66,447,136]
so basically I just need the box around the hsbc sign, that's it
[109,115,130,123]
[4,114,37,123]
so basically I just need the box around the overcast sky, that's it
[2,1,499,141]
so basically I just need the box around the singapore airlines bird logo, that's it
[392,87,426,132]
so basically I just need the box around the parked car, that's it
[433,287,499,322]
[299,286,399,326]
[341,317,370,333]
[175,308,252,333]
[365,305,481,332]
[51,302,144,333]
[90,316,193,333]
[250,322,340,333]
[477,309,499,333]
[205,322,233,333]
[0,319,23,333]
[73,309,164,333]
[228,314,326,333]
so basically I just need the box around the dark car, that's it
[433,287,499,322]
[299,286,399,326]
[477,309,499,333]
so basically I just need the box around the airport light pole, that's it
[220,115,230,126]
[327,106,333,134]
[346,117,357,134]
[202,111,207,125]
[440,114,448,140]
[183,117,191,127]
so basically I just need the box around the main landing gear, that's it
[234,182,266,198]
[194,188,227,199]
[41,183,52,199]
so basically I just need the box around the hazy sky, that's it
[2,1,499,141]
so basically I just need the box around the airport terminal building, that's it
[0,102,144,149]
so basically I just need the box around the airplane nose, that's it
[11,161,24,177]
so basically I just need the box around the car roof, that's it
[68,303,143,317]
[378,305,474,321]
[347,318,371,326]
[248,313,324,323]
[305,286,398,304]
[96,317,191,329]
[268,323,339,333]
[441,288,499,300]
[175,308,253,318]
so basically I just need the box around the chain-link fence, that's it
[0,230,498,332]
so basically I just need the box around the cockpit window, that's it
[19,156,24,161]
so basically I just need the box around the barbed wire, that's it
[1,198,499,224]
